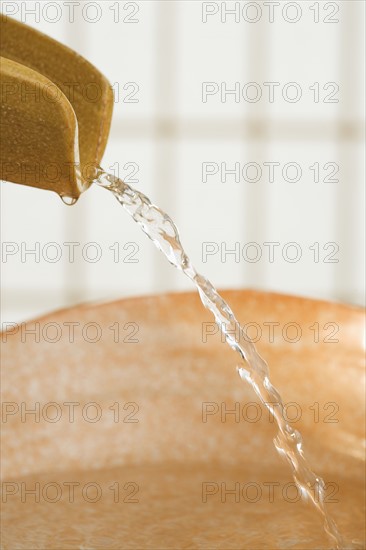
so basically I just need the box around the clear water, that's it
[60,194,78,206]
[95,168,344,550]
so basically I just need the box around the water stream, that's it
[95,168,344,550]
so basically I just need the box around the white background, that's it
[1,0,365,323]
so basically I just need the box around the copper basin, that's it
[1,290,365,549]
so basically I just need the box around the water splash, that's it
[96,168,344,550]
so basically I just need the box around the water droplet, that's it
[60,195,78,206]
